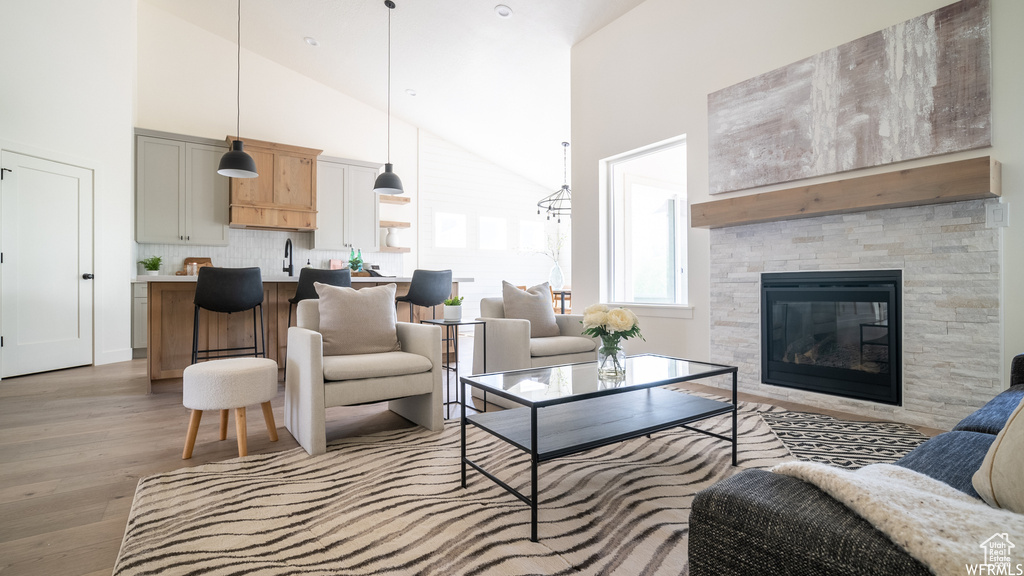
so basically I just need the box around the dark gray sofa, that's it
[688,354,1024,576]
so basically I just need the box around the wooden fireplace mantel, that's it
[690,156,1001,229]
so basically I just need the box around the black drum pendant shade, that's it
[374,163,403,195]
[218,0,258,179]
[218,140,258,178]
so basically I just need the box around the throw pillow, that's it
[972,396,1024,513]
[501,281,560,338]
[315,282,401,356]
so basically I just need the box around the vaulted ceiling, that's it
[142,0,647,189]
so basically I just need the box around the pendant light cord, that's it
[563,143,568,187]
[235,0,241,141]
[387,3,392,163]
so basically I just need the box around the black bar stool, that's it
[395,269,453,322]
[287,268,352,328]
[192,267,266,364]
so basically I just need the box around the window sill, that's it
[609,303,694,320]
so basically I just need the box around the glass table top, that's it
[462,354,734,406]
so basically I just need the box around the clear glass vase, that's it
[549,262,564,290]
[597,336,625,379]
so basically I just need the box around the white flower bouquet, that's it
[581,304,644,377]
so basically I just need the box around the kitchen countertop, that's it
[132,275,474,283]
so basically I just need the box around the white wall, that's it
[136,1,419,274]
[138,2,567,302]
[0,0,137,366]
[572,0,1024,383]
[416,132,568,320]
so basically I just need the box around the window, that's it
[605,137,687,305]
[479,216,507,250]
[434,212,466,248]
[518,220,545,251]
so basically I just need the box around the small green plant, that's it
[444,296,464,306]
[138,256,162,271]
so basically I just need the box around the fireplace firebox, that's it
[761,271,901,405]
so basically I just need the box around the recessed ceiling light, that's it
[494,4,513,18]
[304,36,319,47]
[405,89,417,97]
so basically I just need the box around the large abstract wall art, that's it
[708,0,990,195]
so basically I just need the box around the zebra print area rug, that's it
[760,411,929,469]
[114,392,790,576]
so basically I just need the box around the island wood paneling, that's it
[147,280,460,382]
[690,156,1000,229]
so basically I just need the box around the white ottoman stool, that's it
[182,358,279,459]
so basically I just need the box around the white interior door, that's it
[1,151,94,378]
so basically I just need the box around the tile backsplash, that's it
[136,228,404,278]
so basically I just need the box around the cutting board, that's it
[176,257,213,275]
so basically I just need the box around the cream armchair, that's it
[472,297,597,375]
[285,299,443,456]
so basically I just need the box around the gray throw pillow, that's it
[315,282,401,355]
[502,281,560,338]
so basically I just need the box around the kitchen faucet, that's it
[283,238,294,277]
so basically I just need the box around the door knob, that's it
[82,273,94,280]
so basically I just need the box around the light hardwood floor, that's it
[0,345,942,575]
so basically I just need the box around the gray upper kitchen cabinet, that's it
[135,131,229,245]
[313,157,381,251]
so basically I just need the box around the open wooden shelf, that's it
[379,195,411,205]
[380,220,411,229]
[690,156,1000,229]
[380,246,411,253]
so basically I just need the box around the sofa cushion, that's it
[952,385,1024,435]
[530,335,597,358]
[894,431,995,499]
[501,281,560,338]
[315,282,401,356]
[973,397,1024,513]
[322,351,432,381]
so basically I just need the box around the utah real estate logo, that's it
[967,533,1022,575]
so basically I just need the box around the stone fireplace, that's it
[708,198,1001,430]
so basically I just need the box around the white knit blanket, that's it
[773,462,1024,576]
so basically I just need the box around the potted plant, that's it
[443,296,464,321]
[138,256,162,276]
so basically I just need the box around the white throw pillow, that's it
[972,396,1024,513]
[315,282,401,356]
[501,281,560,338]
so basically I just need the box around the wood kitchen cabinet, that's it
[135,131,230,245]
[228,138,322,231]
[312,156,381,251]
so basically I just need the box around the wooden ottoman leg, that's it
[220,409,229,440]
[235,407,248,457]
[261,401,278,442]
[183,409,203,460]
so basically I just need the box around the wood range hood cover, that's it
[227,136,323,231]
[690,156,1001,229]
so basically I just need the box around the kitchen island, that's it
[137,275,471,382]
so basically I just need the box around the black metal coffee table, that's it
[459,354,738,541]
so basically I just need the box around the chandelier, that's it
[537,142,571,223]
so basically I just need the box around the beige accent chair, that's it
[285,300,444,455]
[471,297,597,405]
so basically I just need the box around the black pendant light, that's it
[373,0,404,195]
[537,142,572,223]
[218,0,258,179]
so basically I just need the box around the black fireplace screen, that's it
[761,271,901,405]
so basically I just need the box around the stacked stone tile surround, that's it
[708,198,1001,430]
